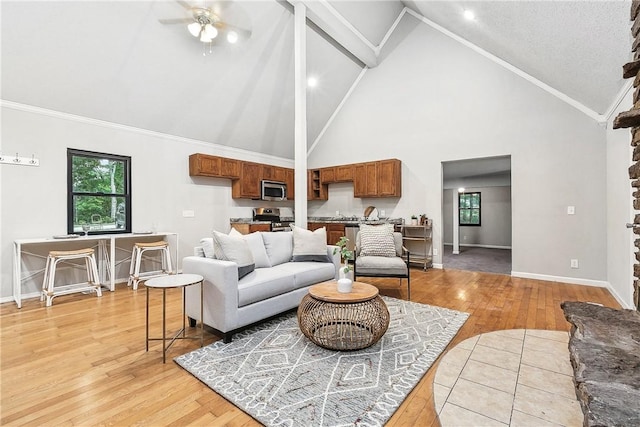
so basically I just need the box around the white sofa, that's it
[183,231,340,342]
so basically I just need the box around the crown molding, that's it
[604,80,633,123]
[0,100,294,167]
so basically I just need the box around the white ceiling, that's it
[1,1,632,161]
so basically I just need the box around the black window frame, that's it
[67,148,132,235]
[459,191,481,227]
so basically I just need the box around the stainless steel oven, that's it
[261,180,287,201]
[253,207,293,231]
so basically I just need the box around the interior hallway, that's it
[443,245,512,275]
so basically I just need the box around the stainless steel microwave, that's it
[261,180,287,201]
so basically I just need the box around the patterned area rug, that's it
[175,296,469,427]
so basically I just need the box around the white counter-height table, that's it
[13,232,178,308]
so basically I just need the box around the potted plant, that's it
[333,236,353,292]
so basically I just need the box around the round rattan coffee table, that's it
[297,281,390,351]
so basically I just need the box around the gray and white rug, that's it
[175,296,469,427]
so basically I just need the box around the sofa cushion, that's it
[237,265,296,307]
[278,261,336,289]
[212,231,255,279]
[262,231,294,266]
[358,224,396,257]
[229,228,271,268]
[291,225,331,262]
[356,255,408,276]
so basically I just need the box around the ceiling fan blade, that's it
[159,18,193,25]
[175,0,192,11]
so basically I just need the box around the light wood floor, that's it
[1,269,620,426]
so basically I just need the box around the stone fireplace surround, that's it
[562,301,640,426]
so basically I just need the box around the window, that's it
[67,149,131,234]
[459,192,481,226]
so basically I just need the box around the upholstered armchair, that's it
[353,225,411,300]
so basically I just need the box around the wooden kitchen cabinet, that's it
[377,159,402,197]
[231,223,272,234]
[285,168,295,201]
[335,164,354,182]
[354,162,378,197]
[326,223,345,245]
[308,169,328,200]
[354,159,401,198]
[262,165,286,182]
[232,161,261,199]
[320,165,354,184]
[320,167,335,183]
[189,154,239,178]
[307,222,344,244]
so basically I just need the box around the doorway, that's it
[441,156,512,275]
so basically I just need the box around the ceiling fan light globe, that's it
[187,22,201,37]
[200,32,212,43]
[204,24,218,39]
[227,31,239,44]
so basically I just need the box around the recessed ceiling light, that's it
[307,77,318,88]
[463,9,475,21]
[458,187,466,193]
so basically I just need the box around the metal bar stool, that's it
[128,241,173,290]
[41,248,102,307]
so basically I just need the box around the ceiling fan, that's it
[159,0,252,51]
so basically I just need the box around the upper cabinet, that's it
[308,169,328,200]
[189,154,400,200]
[353,159,401,198]
[232,161,262,199]
[189,154,239,179]
[320,165,354,184]
[262,165,287,182]
[376,159,402,197]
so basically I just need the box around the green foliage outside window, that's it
[459,192,481,226]
[68,149,131,234]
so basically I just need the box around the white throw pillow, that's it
[359,224,396,257]
[212,230,255,279]
[200,237,215,259]
[229,228,271,268]
[291,225,330,262]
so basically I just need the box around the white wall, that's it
[309,13,608,284]
[1,104,294,300]
[606,90,635,308]
[443,186,512,248]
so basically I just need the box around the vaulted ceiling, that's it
[1,1,631,160]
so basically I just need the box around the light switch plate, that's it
[567,206,575,215]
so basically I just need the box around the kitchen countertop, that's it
[230,217,404,225]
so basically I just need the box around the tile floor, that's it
[434,329,584,426]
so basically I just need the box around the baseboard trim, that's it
[432,263,443,269]
[511,271,608,288]
[444,243,512,250]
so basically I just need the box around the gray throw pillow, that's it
[212,230,255,279]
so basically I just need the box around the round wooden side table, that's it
[144,273,204,363]
[297,281,390,351]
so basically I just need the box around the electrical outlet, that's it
[381,210,386,217]
[182,210,195,218]
[567,206,575,215]
[335,210,340,216]
[463,235,467,241]
[571,259,579,269]
[433,248,438,256]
